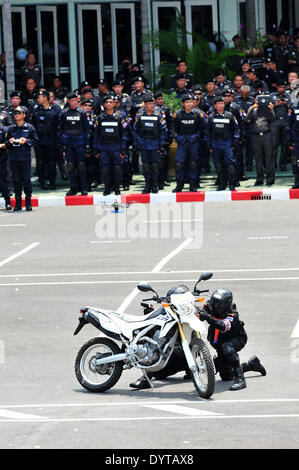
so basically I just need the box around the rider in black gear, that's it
[130,287,266,391]
[200,288,266,391]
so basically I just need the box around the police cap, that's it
[181,93,193,102]
[175,73,186,81]
[132,76,144,84]
[10,91,22,98]
[13,105,26,114]
[214,96,224,104]
[81,99,94,105]
[81,87,93,94]
[98,78,110,87]
[154,90,163,99]
[38,90,50,99]
[276,78,287,86]
[143,92,155,103]
[112,79,124,87]
[66,91,78,100]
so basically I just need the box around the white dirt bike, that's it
[74,272,215,399]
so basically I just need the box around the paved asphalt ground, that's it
[0,201,298,451]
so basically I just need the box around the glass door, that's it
[152,2,181,67]
[111,3,137,77]
[78,4,104,85]
[185,0,218,49]
[36,6,59,86]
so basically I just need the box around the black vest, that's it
[63,109,84,135]
[98,113,122,143]
[138,112,160,139]
[210,112,232,140]
[176,110,198,134]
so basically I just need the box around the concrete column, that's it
[67,1,78,91]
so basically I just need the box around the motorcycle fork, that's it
[177,320,197,373]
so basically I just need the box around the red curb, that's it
[65,195,94,206]
[175,191,205,202]
[289,188,299,199]
[121,193,151,204]
[231,190,263,200]
[10,197,39,207]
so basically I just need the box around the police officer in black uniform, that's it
[270,79,290,171]
[19,52,42,89]
[288,36,299,74]
[200,288,266,391]
[81,98,98,191]
[168,74,191,99]
[0,127,11,210]
[170,59,195,90]
[21,78,38,112]
[130,76,149,173]
[247,94,275,185]
[154,90,173,189]
[5,106,38,211]
[31,90,61,189]
[6,91,30,123]
[236,86,255,171]
[201,79,217,113]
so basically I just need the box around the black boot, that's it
[25,195,32,211]
[189,183,197,192]
[152,184,158,194]
[142,183,151,194]
[13,197,22,212]
[292,175,299,189]
[230,366,247,391]
[103,186,111,196]
[242,355,266,376]
[129,376,152,390]
[114,186,121,196]
[5,197,12,211]
[172,183,183,193]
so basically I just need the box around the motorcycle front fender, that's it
[182,315,207,338]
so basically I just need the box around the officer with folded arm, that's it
[286,90,299,189]
[58,92,90,196]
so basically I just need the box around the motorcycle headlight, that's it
[180,303,195,316]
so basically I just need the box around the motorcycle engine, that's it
[136,338,161,366]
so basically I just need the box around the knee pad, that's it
[189,160,198,172]
[114,165,122,177]
[78,162,86,172]
[175,161,183,174]
[101,166,109,177]
[151,162,159,174]
[143,162,150,174]
[66,162,74,172]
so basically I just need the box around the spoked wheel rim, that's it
[192,345,209,392]
[80,343,115,386]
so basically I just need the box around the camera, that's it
[257,94,271,107]
[12,139,21,147]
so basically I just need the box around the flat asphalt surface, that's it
[0,201,298,450]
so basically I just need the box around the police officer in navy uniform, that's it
[19,52,42,89]
[206,96,240,191]
[80,99,98,192]
[133,92,167,194]
[6,91,30,123]
[172,93,206,192]
[130,76,149,173]
[0,127,11,210]
[170,59,195,90]
[236,85,255,172]
[154,90,173,189]
[31,90,61,190]
[5,106,38,211]
[58,92,90,196]
[112,80,131,113]
[288,36,299,74]
[200,288,266,391]
[214,69,232,95]
[201,79,217,113]
[21,78,38,112]
[168,74,191,99]
[270,79,290,171]
[93,95,129,196]
[287,91,299,189]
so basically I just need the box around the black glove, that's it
[158,147,165,154]
[199,310,211,323]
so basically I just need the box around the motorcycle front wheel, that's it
[75,337,123,392]
[189,337,215,399]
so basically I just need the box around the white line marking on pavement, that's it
[0,224,26,227]
[0,409,46,420]
[143,219,203,223]
[1,277,299,287]
[151,238,193,273]
[117,238,193,313]
[1,267,299,279]
[142,404,221,416]
[291,319,299,338]
[2,398,299,409]
[0,415,298,424]
[0,242,40,269]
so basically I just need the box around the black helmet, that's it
[167,285,189,298]
[209,289,233,317]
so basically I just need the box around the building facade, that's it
[0,0,298,92]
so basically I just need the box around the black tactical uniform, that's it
[31,91,61,189]
[247,99,275,185]
[200,289,266,391]
[270,86,290,170]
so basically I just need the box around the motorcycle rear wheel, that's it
[75,337,123,392]
[189,337,215,399]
